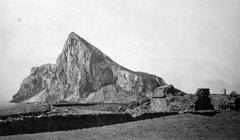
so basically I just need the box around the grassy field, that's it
[1,111,240,140]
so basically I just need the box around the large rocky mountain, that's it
[11,32,167,103]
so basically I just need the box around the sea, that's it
[0,101,16,108]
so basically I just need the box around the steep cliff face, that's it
[11,32,166,103]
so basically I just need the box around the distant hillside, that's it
[11,32,167,103]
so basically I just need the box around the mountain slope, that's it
[11,32,166,103]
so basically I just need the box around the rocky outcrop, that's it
[150,85,187,112]
[194,88,214,110]
[210,93,240,110]
[12,64,56,103]
[150,94,198,113]
[152,85,184,98]
[11,32,167,103]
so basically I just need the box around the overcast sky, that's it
[0,0,240,101]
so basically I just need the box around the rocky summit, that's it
[11,32,169,103]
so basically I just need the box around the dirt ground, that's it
[1,111,240,140]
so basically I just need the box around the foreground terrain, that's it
[1,111,240,140]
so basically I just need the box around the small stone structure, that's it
[220,89,226,95]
